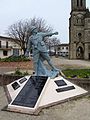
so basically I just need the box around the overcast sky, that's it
[0,0,90,43]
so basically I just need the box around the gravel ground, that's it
[0,87,90,120]
[51,57,90,69]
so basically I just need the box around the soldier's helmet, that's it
[30,26,37,32]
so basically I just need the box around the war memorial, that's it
[3,26,87,115]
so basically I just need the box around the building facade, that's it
[69,0,90,60]
[50,44,69,57]
[57,44,69,57]
[0,36,21,58]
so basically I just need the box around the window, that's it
[77,19,79,24]
[0,41,1,48]
[62,47,64,49]
[78,33,82,37]
[6,41,8,48]
[58,47,61,50]
[3,50,8,56]
[77,0,79,6]
[89,53,90,60]
[78,33,82,40]
[80,0,83,6]
[66,47,68,50]
[77,18,82,24]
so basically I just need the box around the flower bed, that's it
[62,69,90,79]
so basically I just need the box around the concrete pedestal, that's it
[4,75,88,115]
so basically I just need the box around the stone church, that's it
[69,0,90,60]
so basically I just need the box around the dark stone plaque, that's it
[55,80,67,87]
[12,76,48,108]
[19,77,27,84]
[12,82,20,90]
[56,86,75,92]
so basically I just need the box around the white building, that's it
[50,44,69,57]
[0,36,22,58]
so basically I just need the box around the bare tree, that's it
[51,37,61,55]
[6,17,53,54]
[46,37,61,55]
[46,37,60,47]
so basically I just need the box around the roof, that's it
[58,44,69,47]
[51,43,69,47]
[0,36,14,40]
[0,35,19,43]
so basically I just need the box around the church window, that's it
[78,33,82,40]
[80,0,83,6]
[77,19,79,23]
[76,16,83,25]
[78,33,82,37]
[77,0,79,6]
[76,18,81,24]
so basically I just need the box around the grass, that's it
[62,69,90,78]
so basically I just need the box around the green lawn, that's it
[62,69,90,78]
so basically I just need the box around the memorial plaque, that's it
[19,77,27,84]
[12,82,20,90]
[55,80,67,87]
[12,76,48,108]
[56,86,75,93]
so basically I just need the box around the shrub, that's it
[0,55,30,62]
[13,68,29,76]
[14,68,22,76]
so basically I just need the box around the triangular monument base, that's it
[3,75,88,115]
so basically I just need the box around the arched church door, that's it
[76,46,84,59]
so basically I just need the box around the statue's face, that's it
[33,28,38,34]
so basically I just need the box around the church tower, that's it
[71,0,86,11]
[69,0,90,59]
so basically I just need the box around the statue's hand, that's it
[54,32,58,35]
